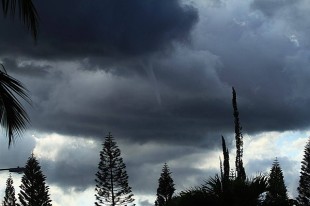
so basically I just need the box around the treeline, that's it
[2,87,310,206]
[153,88,310,206]
[2,154,52,206]
[93,87,310,206]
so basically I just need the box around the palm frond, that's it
[203,175,223,197]
[0,65,30,146]
[2,0,39,39]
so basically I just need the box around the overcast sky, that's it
[0,0,310,205]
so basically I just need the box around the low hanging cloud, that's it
[4,0,310,146]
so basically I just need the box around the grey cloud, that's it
[0,133,36,168]
[43,158,97,191]
[36,137,219,195]
[9,0,310,145]
[39,139,99,191]
[250,0,299,17]
[1,57,50,77]
[5,46,232,148]
[187,0,310,134]
[139,200,153,206]
[0,0,198,59]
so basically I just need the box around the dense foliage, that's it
[263,159,290,206]
[3,174,17,206]
[297,139,310,205]
[0,0,38,146]
[95,133,134,206]
[18,154,52,206]
[155,163,175,206]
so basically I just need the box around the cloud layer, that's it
[0,0,198,59]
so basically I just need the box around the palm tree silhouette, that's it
[1,0,38,146]
[2,0,39,39]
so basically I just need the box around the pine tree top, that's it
[156,163,175,206]
[18,153,52,206]
[3,174,17,206]
[95,132,134,206]
[267,158,289,199]
[297,138,310,205]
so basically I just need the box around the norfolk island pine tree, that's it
[18,153,52,206]
[95,132,134,206]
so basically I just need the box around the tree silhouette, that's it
[297,138,310,206]
[2,0,39,39]
[203,135,267,206]
[232,87,246,181]
[18,154,52,206]
[95,132,134,206]
[204,173,267,206]
[263,158,290,206]
[167,88,270,206]
[0,66,30,146]
[0,0,39,146]
[155,163,175,206]
[221,136,230,183]
[3,174,18,206]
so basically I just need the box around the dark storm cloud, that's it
[188,0,310,134]
[9,0,310,147]
[0,0,198,59]
[12,47,232,148]
[42,159,97,191]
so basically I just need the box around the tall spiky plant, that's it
[221,136,230,183]
[232,87,246,181]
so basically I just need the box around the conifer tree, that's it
[155,163,175,206]
[232,87,246,181]
[3,174,17,206]
[297,138,310,206]
[95,132,134,206]
[263,158,289,206]
[18,154,52,206]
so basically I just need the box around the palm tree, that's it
[203,173,268,206]
[0,65,31,146]
[166,174,268,206]
[2,0,39,39]
[0,0,38,146]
